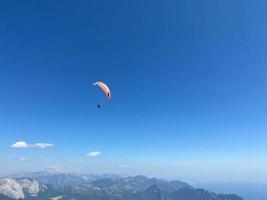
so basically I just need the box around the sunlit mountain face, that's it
[0,172,243,200]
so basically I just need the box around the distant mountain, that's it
[0,175,244,200]
[7,170,120,188]
[170,187,243,200]
[73,175,191,194]
[71,177,243,200]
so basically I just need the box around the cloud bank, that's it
[11,141,54,149]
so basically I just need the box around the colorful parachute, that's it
[93,81,111,101]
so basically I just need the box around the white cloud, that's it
[119,164,132,168]
[34,143,54,148]
[10,141,30,148]
[85,151,101,157]
[10,141,54,149]
[70,159,83,162]
[19,157,29,161]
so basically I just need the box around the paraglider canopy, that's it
[93,82,111,108]
[93,81,111,100]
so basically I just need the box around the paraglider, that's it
[93,81,111,108]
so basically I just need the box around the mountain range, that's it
[0,171,244,200]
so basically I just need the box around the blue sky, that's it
[0,0,267,182]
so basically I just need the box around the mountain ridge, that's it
[0,174,244,200]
